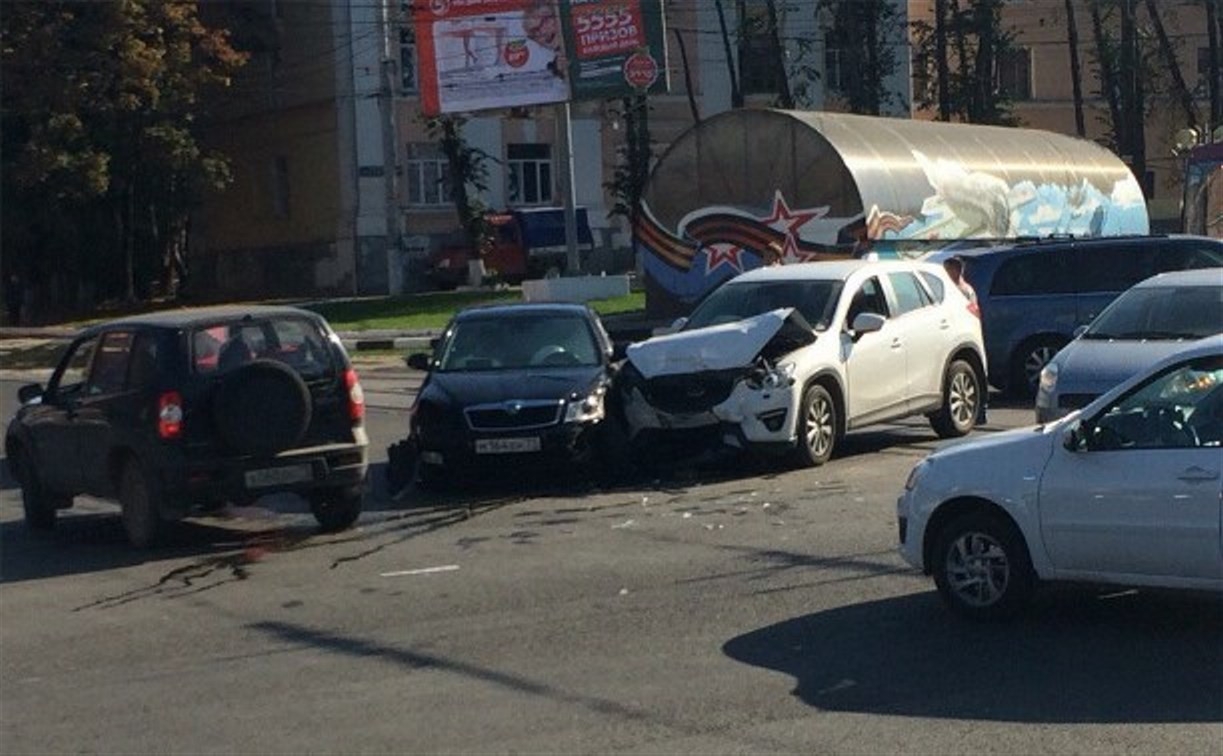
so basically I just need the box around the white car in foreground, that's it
[899,336,1223,619]
[619,260,987,466]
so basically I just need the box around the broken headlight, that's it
[564,387,606,423]
[744,360,796,391]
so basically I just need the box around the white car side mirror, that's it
[652,317,687,337]
[850,312,886,337]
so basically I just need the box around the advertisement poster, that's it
[415,0,571,116]
[558,0,669,100]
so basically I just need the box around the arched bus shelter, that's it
[636,109,1149,317]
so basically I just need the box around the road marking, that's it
[380,565,460,578]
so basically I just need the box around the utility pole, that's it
[556,101,580,275]
[380,0,403,292]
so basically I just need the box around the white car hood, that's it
[627,308,798,379]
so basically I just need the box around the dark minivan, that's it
[932,235,1223,396]
[5,306,368,547]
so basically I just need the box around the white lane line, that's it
[380,564,461,578]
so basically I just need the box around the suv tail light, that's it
[158,391,183,439]
[967,301,981,319]
[344,368,365,424]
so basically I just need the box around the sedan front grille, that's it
[465,400,563,431]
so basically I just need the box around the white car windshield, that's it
[684,280,843,331]
[437,313,600,372]
[1084,285,1223,340]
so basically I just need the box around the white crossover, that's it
[618,260,987,466]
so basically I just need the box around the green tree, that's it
[424,115,492,267]
[818,0,904,115]
[912,0,1019,125]
[2,0,245,313]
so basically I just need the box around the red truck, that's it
[428,207,596,288]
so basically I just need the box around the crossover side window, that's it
[846,277,890,324]
[887,272,932,315]
[50,336,99,398]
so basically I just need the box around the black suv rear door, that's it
[73,330,140,496]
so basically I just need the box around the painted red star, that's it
[704,243,745,273]
[762,191,824,237]
[780,233,816,264]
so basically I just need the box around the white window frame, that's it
[506,143,553,207]
[400,28,417,94]
[406,144,451,208]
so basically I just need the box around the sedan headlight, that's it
[905,459,930,491]
[1039,362,1059,392]
[564,387,606,423]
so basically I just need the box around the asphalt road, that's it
[0,372,1219,754]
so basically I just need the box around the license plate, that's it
[244,463,314,488]
[475,437,541,455]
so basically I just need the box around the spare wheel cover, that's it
[213,360,312,456]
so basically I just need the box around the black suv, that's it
[5,306,369,547]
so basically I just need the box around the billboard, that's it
[414,0,571,116]
[414,0,668,116]
[558,0,669,100]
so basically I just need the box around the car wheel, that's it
[930,360,980,438]
[310,487,363,532]
[1010,338,1064,399]
[932,511,1035,620]
[793,384,837,468]
[15,448,63,532]
[119,459,162,549]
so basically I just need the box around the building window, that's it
[400,29,417,93]
[824,46,845,93]
[738,9,781,96]
[406,143,451,208]
[1199,47,1214,93]
[507,143,552,206]
[912,51,933,103]
[272,155,290,218]
[997,47,1032,101]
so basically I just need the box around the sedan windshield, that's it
[1083,285,1223,341]
[684,280,843,331]
[437,313,601,372]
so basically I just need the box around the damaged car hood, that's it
[626,308,815,379]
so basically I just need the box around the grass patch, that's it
[0,340,68,371]
[306,289,644,332]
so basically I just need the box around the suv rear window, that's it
[192,317,334,379]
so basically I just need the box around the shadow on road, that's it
[723,589,1222,724]
[0,514,262,584]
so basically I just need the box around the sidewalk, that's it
[0,325,440,352]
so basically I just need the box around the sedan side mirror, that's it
[406,353,432,371]
[17,383,43,405]
[1063,421,1086,452]
[850,313,886,339]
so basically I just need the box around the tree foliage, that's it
[816,0,904,115]
[912,0,1020,125]
[1,0,245,314]
[424,114,493,261]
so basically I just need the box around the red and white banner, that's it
[414,0,571,116]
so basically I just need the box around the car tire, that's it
[932,510,1035,620]
[310,487,363,532]
[792,384,837,468]
[1010,337,1065,399]
[119,459,162,549]
[15,448,63,532]
[930,360,981,438]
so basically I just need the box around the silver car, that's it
[1036,268,1223,423]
